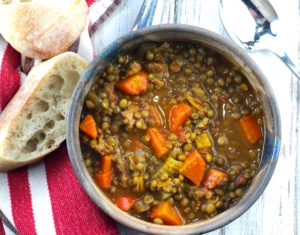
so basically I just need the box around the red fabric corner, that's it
[0,44,21,111]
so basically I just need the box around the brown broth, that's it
[80,42,263,225]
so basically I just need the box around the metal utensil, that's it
[219,0,300,79]
[0,209,18,234]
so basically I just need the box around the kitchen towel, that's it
[0,0,122,234]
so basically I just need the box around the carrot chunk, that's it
[79,114,98,139]
[100,154,112,173]
[95,170,113,190]
[168,103,192,132]
[149,106,162,128]
[147,128,169,158]
[115,195,135,211]
[117,71,148,95]
[202,168,228,189]
[239,115,262,144]
[179,150,206,185]
[150,202,183,225]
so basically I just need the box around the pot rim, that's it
[66,24,281,234]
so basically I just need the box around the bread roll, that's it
[0,0,88,59]
[0,52,88,171]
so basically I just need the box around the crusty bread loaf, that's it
[0,52,88,171]
[0,0,88,59]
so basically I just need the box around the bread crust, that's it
[0,52,88,171]
[0,0,88,59]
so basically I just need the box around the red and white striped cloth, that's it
[0,0,123,234]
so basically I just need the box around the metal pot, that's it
[66,1,281,234]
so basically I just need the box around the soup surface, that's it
[79,42,264,225]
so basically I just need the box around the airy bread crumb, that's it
[0,52,88,171]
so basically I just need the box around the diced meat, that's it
[126,61,142,76]
[151,77,165,90]
[115,156,129,187]
[147,63,168,73]
[121,104,139,129]
[91,137,111,155]
[104,84,117,105]
[169,60,182,73]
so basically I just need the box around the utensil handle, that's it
[131,0,158,30]
[277,52,300,80]
[132,0,177,30]
[0,209,18,234]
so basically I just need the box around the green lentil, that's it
[117,55,126,64]
[89,140,98,148]
[235,188,243,197]
[85,159,92,167]
[180,198,189,207]
[107,74,115,82]
[184,67,192,76]
[141,110,149,118]
[206,69,215,77]
[101,99,109,109]
[136,162,143,171]
[136,119,145,129]
[146,52,155,60]
[205,153,213,163]
[85,100,95,109]
[143,135,150,143]
[183,143,193,152]
[206,203,216,214]
[178,154,186,161]
[207,109,215,118]
[217,136,226,146]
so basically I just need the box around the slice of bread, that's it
[0,52,88,171]
[0,0,88,59]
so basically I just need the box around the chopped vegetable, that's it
[117,71,148,95]
[156,178,172,189]
[153,157,182,180]
[186,93,206,112]
[115,195,135,211]
[136,176,145,192]
[79,114,98,139]
[150,201,183,225]
[95,154,114,189]
[179,150,206,185]
[95,171,113,190]
[196,133,212,149]
[168,103,192,132]
[202,168,228,189]
[149,106,162,127]
[147,128,170,157]
[100,154,112,173]
[239,115,262,144]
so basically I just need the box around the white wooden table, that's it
[94,0,300,234]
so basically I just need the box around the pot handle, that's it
[131,0,177,30]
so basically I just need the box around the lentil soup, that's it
[79,42,264,225]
